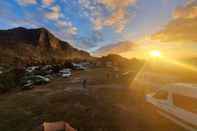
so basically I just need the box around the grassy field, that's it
[0,67,186,131]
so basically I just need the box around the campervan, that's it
[146,83,197,131]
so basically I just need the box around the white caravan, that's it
[146,83,197,131]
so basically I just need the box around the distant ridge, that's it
[0,27,91,65]
[94,41,134,56]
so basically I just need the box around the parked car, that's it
[41,65,53,75]
[72,63,87,70]
[146,83,197,131]
[23,80,34,88]
[26,66,40,73]
[41,65,52,70]
[20,75,50,89]
[59,68,72,78]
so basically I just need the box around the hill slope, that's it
[0,27,90,65]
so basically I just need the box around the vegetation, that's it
[0,67,25,93]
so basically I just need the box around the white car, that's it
[36,75,50,82]
[72,63,87,70]
[146,83,197,131]
[23,80,34,87]
[26,66,39,73]
[21,75,50,88]
[59,69,72,78]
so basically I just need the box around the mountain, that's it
[0,27,91,65]
[98,54,144,72]
[94,41,134,56]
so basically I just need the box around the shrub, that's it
[0,67,25,93]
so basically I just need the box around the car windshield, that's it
[153,90,168,100]
[173,94,197,114]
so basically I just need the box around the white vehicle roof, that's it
[59,69,71,73]
[36,75,50,82]
[27,66,39,69]
[161,83,197,99]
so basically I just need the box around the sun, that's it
[149,50,161,57]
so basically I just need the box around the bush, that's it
[0,67,25,93]
[0,74,16,92]
[0,83,9,93]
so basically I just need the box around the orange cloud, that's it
[57,21,78,35]
[152,1,197,42]
[45,5,60,21]
[79,0,136,33]
[17,0,37,5]
[42,0,53,5]
[93,0,136,32]
[95,41,135,56]
[104,9,127,32]
[43,4,78,36]
[94,9,127,32]
[174,5,197,19]
[100,0,136,8]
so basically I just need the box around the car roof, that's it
[161,83,197,99]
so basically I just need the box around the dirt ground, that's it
[0,68,186,131]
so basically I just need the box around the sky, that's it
[0,0,191,52]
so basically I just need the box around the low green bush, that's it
[0,67,25,93]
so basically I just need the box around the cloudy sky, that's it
[0,0,194,53]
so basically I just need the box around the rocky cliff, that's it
[0,27,91,65]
